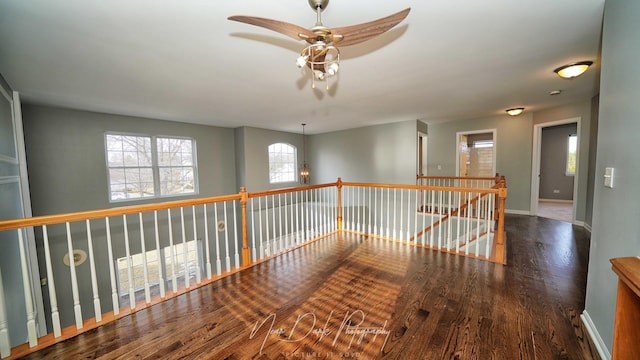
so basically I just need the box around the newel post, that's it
[239,186,251,266]
[336,178,343,231]
[494,187,508,264]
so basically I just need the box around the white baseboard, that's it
[581,310,611,360]
[505,209,530,215]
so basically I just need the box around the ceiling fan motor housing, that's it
[308,0,329,11]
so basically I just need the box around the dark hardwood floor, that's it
[20,214,598,359]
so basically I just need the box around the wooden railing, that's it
[0,177,506,359]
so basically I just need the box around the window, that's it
[268,143,297,183]
[106,134,197,201]
[566,134,577,175]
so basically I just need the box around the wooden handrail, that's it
[0,193,242,232]
[409,191,491,241]
[342,181,500,195]
[247,182,338,199]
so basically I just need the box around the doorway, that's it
[417,131,427,176]
[456,129,496,177]
[530,118,580,223]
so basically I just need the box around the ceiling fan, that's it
[228,0,411,89]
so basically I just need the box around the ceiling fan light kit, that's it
[228,1,410,90]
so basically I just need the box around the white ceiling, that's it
[0,0,604,134]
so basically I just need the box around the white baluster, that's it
[455,191,462,253]
[180,208,189,289]
[0,268,10,357]
[305,190,310,241]
[368,187,372,235]
[356,187,361,233]
[284,192,289,249]
[414,189,418,245]
[399,189,404,241]
[475,192,481,257]
[271,195,277,252]
[65,222,84,327]
[42,225,61,337]
[203,204,213,279]
[16,228,38,346]
[386,188,390,239]
[258,197,264,259]
[351,187,356,232]
[123,215,135,309]
[438,191,443,249]
[233,201,239,267]
[295,191,300,244]
[213,204,222,275]
[105,217,119,315]
[465,192,472,255]
[263,196,270,256]
[153,211,166,298]
[138,213,151,303]
[85,220,102,321]
[446,191,453,250]
[429,190,435,247]
[373,187,378,236]
[393,189,397,240]
[192,206,201,283]
[250,199,257,262]
[167,209,178,293]
[422,188,427,245]
[278,194,283,252]
[223,202,231,271]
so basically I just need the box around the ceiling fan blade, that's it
[330,8,411,47]
[228,15,316,41]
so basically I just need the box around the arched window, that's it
[268,143,297,184]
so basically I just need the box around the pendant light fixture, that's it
[299,123,310,184]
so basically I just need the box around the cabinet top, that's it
[611,257,640,298]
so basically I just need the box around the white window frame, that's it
[105,133,198,202]
[268,142,297,184]
[566,134,577,176]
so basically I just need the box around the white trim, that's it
[417,131,428,176]
[455,128,497,177]
[505,209,530,215]
[580,311,611,360]
[583,222,592,233]
[0,176,20,185]
[0,154,18,165]
[530,118,581,223]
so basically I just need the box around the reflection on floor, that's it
[538,200,573,223]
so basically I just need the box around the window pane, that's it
[566,134,577,174]
[268,143,297,183]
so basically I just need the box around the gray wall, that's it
[23,104,238,213]
[533,100,593,224]
[539,123,577,200]
[308,120,419,185]
[584,0,640,353]
[427,113,533,213]
[234,126,305,191]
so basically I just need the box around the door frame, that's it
[529,117,581,221]
[417,131,428,176]
[455,129,497,177]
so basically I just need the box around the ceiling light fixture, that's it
[506,108,524,116]
[299,123,310,184]
[554,61,593,79]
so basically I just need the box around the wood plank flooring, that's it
[20,214,598,359]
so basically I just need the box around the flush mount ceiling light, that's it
[229,0,410,90]
[554,61,593,79]
[506,108,524,116]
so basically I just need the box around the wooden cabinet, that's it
[610,257,640,360]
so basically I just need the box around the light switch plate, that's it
[604,167,614,188]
